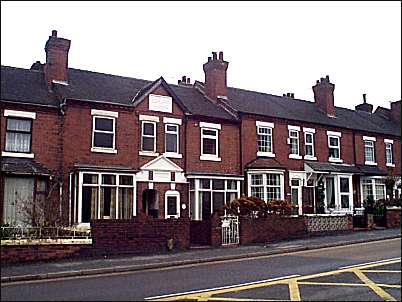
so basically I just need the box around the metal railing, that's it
[1,226,91,240]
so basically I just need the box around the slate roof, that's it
[1,65,400,136]
[1,66,59,107]
[225,86,401,137]
[1,66,235,121]
[0,157,52,176]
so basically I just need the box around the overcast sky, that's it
[1,1,401,110]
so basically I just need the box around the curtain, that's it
[6,119,31,152]
[118,188,133,219]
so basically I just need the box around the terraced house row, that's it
[1,30,401,227]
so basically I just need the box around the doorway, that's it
[142,189,159,218]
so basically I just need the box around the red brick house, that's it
[1,30,400,227]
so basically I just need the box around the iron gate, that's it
[221,214,239,246]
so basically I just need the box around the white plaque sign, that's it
[149,94,172,113]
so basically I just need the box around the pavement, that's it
[1,228,400,284]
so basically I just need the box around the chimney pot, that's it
[320,77,325,82]
[283,93,286,97]
[208,57,212,62]
[363,93,367,103]
[187,77,190,84]
[178,80,181,85]
[212,52,217,60]
[291,93,294,98]
[219,51,223,60]
[316,80,320,84]
[52,30,57,37]
[182,75,186,82]
[326,75,330,81]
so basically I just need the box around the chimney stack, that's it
[44,29,71,89]
[203,51,229,101]
[390,100,401,123]
[178,75,192,86]
[355,93,373,113]
[312,75,336,117]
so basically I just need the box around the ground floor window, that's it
[248,171,284,202]
[2,176,48,226]
[323,174,353,212]
[73,172,136,224]
[360,177,386,206]
[188,177,241,221]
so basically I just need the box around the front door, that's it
[142,189,159,218]
[326,177,336,210]
[290,178,302,215]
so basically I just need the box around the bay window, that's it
[248,172,284,202]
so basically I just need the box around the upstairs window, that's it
[289,130,300,156]
[257,126,273,153]
[327,131,342,162]
[142,121,156,152]
[5,118,32,153]
[364,139,376,164]
[165,124,179,153]
[305,132,314,157]
[91,110,118,153]
[200,122,221,161]
[385,140,394,166]
[201,128,218,156]
[92,117,115,149]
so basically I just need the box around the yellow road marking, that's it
[288,279,301,301]
[148,258,401,301]
[353,270,397,301]
[361,270,401,273]
[207,297,284,301]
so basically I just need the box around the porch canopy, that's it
[1,157,52,176]
[304,161,387,176]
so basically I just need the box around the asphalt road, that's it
[1,238,401,301]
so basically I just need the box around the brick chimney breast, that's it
[312,75,336,117]
[44,29,71,89]
[355,93,373,113]
[203,51,229,101]
[390,100,401,123]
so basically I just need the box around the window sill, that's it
[139,151,159,157]
[1,151,34,158]
[91,147,117,154]
[328,158,343,163]
[200,155,222,162]
[386,163,395,167]
[304,156,317,161]
[257,151,275,158]
[364,161,378,166]
[289,154,302,160]
[163,152,183,159]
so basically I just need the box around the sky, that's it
[1,1,401,111]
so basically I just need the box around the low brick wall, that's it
[386,207,401,228]
[239,215,307,245]
[1,243,89,263]
[91,216,190,256]
[304,214,353,233]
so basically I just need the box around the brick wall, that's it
[186,118,241,175]
[1,243,89,263]
[239,215,307,245]
[91,216,190,255]
[386,207,401,228]
[304,215,353,233]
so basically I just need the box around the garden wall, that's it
[239,215,307,245]
[90,216,190,256]
[304,214,353,233]
[1,243,90,263]
[386,207,401,228]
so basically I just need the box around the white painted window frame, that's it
[360,176,387,207]
[141,120,157,153]
[247,170,284,202]
[164,123,179,154]
[200,127,221,161]
[323,174,353,213]
[188,176,241,221]
[303,128,316,160]
[288,127,301,159]
[91,115,117,154]
[328,134,342,163]
[165,190,181,219]
[363,139,376,165]
[257,125,275,157]
[384,140,394,167]
[76,172,136,226]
